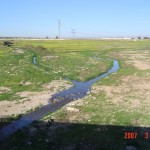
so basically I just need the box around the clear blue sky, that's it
[0,0,150,38]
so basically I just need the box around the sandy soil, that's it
[0,80,72,117]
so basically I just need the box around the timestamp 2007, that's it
[124,132,149,139]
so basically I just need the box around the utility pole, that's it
[58,19,61,39]
[71,29,76,39]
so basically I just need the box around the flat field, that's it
[0,39,150,149]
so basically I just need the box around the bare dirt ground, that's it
[0,80,72,117]
[0,87,11,94]
[42,55,59,61]
[91,50,150,115]
[123,50,150,70]
[13,48,24,54]
[91,76,150,111]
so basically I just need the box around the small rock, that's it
[26,141,32,145]
[87,91,90,94]
[62,145,76,150]
[29,127,37,135]
[126,146,136,150]
[94,128,101,131]
[47,131,54,137]
[45,139,49,142]
[20,81,31,86]
[40,126,45,131]
[66,107,80,113]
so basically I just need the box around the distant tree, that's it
[137,36,141,40]
[143,37,149,39]
[56,36,58,39]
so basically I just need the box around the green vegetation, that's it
[0,39,150,149]
[0,40,113,101]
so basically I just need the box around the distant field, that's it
[0,39,150,149]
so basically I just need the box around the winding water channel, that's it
[0,57,119,141]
